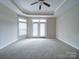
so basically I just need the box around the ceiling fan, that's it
[30,0,50,10]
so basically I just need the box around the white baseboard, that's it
[57,38,79,50]
[0,39,18,50]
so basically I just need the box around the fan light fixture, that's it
[31,0,50,10]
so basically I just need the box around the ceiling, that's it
[0,0,79,17]
[11,0,65,15]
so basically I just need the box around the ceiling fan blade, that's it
[39,5,41,10]
[31,2,39,5]
[43,2,50,7]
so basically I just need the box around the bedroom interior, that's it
[0,0,79,59]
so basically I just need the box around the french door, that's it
[33,23,39,37]
[32,19,47,37]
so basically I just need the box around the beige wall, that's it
[56,3,79,49]
[47,18,56,39]
[0,3,17,49]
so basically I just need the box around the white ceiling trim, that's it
[11,0,54,15]
[0,0,67,17]
[55,0,67,12]
[11,0,65,16]
[55,0,79,16]
[19,13,56,18]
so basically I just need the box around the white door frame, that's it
[32,20,47,38]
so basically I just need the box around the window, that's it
[40,19,46,22]
[32,19,46,22]
[32,19,39,22]
[18,18,27,36]
[40,24,45,36]
[32,19,47,37]
[33,23,38,37]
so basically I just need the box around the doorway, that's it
[32,19,47,37]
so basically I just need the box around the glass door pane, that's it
[19,23,26,36]
[40,24,45,37]
[33,23,38,37]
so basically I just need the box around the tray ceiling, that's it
[11,0,65,15]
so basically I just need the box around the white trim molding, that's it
[57,38,79,50]
[0,39,18,50]
[55,0,66,12]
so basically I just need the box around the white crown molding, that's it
[55,0,67,12]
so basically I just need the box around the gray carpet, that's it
[0,38,78,59]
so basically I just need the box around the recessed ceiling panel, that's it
[11,0,65,15]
